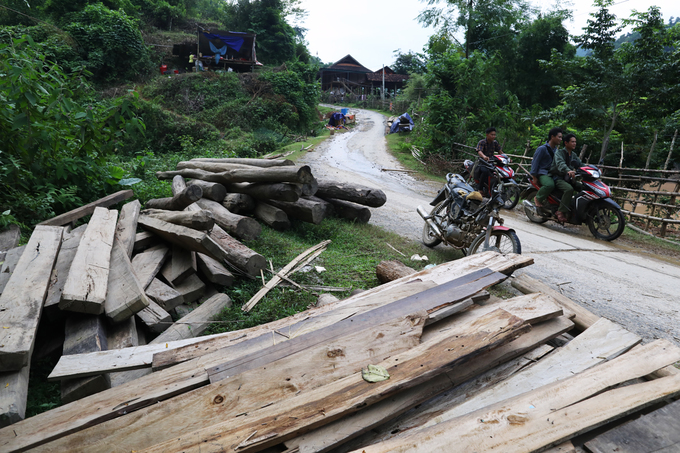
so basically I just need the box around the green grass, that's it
[384,131,447,183]
[621,225,680,252]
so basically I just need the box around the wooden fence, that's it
[451,142,680,238]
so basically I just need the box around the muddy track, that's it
[301,107,680,346]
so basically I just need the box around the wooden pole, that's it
[663,129,678,171]
[579,144,588,161]
[659,180,680,238]
[645,131,658,170]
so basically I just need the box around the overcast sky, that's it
[296,0,680,71]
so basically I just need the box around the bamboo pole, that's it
[663,129,678,171]
[645,131,658,170]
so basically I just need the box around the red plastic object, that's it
[160,64,168,74]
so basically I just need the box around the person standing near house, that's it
[531,127,563,218]
[475,127,502,197]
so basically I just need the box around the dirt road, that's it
[302,107,680,346]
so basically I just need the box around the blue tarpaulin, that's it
[202,33,245,53]
[389,113,414,133]
[328,112,345,127]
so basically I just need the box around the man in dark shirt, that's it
[530,127,562,219]
[475,127,502,196]
[548,133,584,222]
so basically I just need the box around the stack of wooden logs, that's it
[2,250,678,452]
[155,157,387,230]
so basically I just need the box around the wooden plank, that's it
[39,190,133,226]
[39,311,429,453]
[415,317,640,430]
[136,299,172,334]
[60,314,110,404]
[115,200,141,258]
[211,269,505,382]
[104,239,151,322]
[0,226,63,371]
[140,309,529,453]
[48,331,247,380]
[584,398,680,453]
[130,244,170,290]
[0,364,30,428]
[196,253,234,287]
[0,254,530,452]
[44,225,87,310]
[160,244,196,285]
[289,317,572,453]
[0,224,20,253]
[152,252,530,370]
[355,341,680,453]
[145,278,184,311]
[512,273,599,330]
[243,240,331,312]
[171,273,205,305]
[60,208,118,314]
[0,245,25,295]
[132,231,159,253]
[150,293,231,343]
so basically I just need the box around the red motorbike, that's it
[521,165,626,241]
[464,154,520,209]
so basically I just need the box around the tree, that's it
[392,50,426,74]
[417,0,533,58]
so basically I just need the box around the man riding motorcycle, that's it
[475,127,502,197]
[549,133,584,223]
[530,127,563,221]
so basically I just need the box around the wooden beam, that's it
[104,239,151,322]
[44,226,87,314]
[130,244,170,290]
[151,293,231,343]
[39,190,133,226]
[115,200,141,258]
[145,278,184,311]
[171,274,205,305]
[196,253,234,287]
[159,244,196,286]
[356,340,680,453]
[0,225,63,371]
[136,299,172,334]
[0,246,25,295]
[60,208,118,314]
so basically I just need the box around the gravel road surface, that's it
[301,107,680,346]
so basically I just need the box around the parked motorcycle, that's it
[463,154,521,209]
[521,165,626,241]
[418,172,521,255]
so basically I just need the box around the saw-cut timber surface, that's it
[206,224,266,277]
[38,312,429,453]
[130,243,170,290]
[39,190,132,226]
[0,253,530,453]
[43,225,87,311]
[160,244,196,286]
[0,225,63,371]
[146,278,184,311]
[355,340,680,453]
[0,245,25,295]
[136,299,172,334]
[172,274,205,305]
[254,201,291,230]
[268,197,328,224]
[196,253,234,287]
[186,180,227,201]
[60,208,118,314]
[115,200,141,258]
[0,364,30,427]
[104,240,150,322]
[143,309,529,453]
[584,398,680,453]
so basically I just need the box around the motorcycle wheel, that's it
[422,201,446,247]
[587,203,626,241]
[523,190,549,224]
[468,230,521,255]
[502,184,520,210]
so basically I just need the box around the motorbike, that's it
[521,165,626,241]
[463,154,521,209]
[418,171,521,255]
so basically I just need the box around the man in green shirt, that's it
[548,133,584,223]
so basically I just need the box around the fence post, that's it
[579,144,588,161]
[663,129,678,171]
[645,131,658,169]
[659,181,680,238]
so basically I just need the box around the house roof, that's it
[365,66,409,82]
[323,54,373,73]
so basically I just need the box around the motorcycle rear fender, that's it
[430,187,447,206]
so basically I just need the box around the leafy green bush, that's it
[0,35,144,226]
[62,3,154,84]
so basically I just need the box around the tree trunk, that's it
[195,198,261,241]
[322,197,371,223]
[598,106,619,165]
[645,131,658,169]
[254,202,291,231]
[190,158,294,167]
[145,185,202,211]
[187,180,227,202]
[222,193,256,214]
[376,260,417,284]
[226,182,301,202]
[316,180,387,207]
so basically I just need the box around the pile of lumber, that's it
[155,157,387,229]
[2,249,677,452]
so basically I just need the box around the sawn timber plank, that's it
[33,311,430,453]
[353,340,680,453]
[140,309,530,453]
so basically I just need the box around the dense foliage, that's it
[403,0,680,169]
[0,36,144,227]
